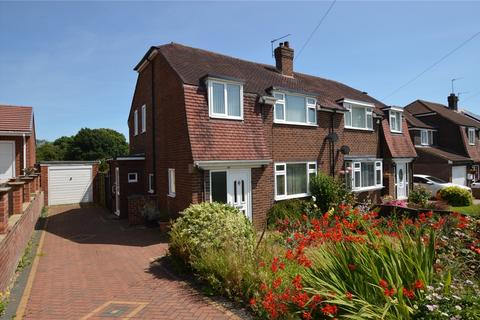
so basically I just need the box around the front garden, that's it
[168,174,480,319]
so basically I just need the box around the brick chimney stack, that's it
[448,93,459,111]
[274,41,294,77]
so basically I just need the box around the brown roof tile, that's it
[155,43,386,114]
[0,105,33,133]
[403,110,434,129]
[416,146,472,163]
[382,118,417,158]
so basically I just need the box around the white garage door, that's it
[48,165,93,205]
[452,166,467,186]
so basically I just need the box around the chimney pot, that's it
[448,93,459,111]
[274,42,294,77]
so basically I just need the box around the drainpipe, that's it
[147,52,157,194]
[22,133,27,174]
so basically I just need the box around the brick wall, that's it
[127,194,157,225]
[0,192,44,293]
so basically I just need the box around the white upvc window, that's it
[273,92,317,125]
[148,173,154,193]
[420,129,434,146]
[345,160,383,191]
[344,101,374,130]
[468,127,476,145]
[133,110,138,136]
[389,110,402,133]
[168,168,176,197]
[274,161,316,200]
[141,104,146,133]
[207,79,243,120]
[128,172,138,183]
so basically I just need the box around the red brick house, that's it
[110,42,416,227]
[0,105,36,182]
[405,95,480,185]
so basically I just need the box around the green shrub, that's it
[266,199,308,227]
[439,186,473,207]
[310,173,349,212]
[169,202,255,265]
[408,186,431,208]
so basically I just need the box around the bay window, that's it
[344,101,374,130]
[208,79,243,120]
[389,110,402,133]
[274,92,316,125]
[345,160,383,191]
[275,162,316,200]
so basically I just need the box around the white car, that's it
[413,174,472,197]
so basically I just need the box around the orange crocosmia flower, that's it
[346,292,353,300]
[413,279,424,289]
[379,279,388,288]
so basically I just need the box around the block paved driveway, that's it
[23,205,245,320]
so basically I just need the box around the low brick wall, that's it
[0,191,44,293]
[127,194,157,225]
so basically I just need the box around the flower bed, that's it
[169,202,480,319]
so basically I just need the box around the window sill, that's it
[390,130,403,134]
[128,180,138,184]
[275,193,310,201]
[352,186,384,193]
[209,114,243,121]
[148,190,155,194]
[273,121,317,127]
[469,143,476,146]
[168,193,176,198]
[344,126,374,132]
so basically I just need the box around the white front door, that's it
[0,141,15,181]
[396,162,407,200]
[114,167,120,216]
[227,169,252,220]
[210,168,252,220]
[452,166,467,186]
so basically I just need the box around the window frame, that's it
[273,91,317,126]
[168,168,176,197]
[389,110,402,133]
[345,160,383,192]
[207,79,244,120]
[274,161,317,200]
[148,173,154,194]
[343,101,374,131]
[468,127,476,145]
[127,172,138,183]
[420,129,434,146]
[133,109,138,136]
[141,104,146,133]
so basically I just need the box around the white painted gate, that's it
[48,165,93,205]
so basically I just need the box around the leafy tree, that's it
[53,136,74,160]
[66,128,129,161]
[36,143,62,161]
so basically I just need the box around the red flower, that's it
[312,294,323,303]
[347,263,357,271]
[384,288,395,297]
[260,283,268,291]
[249,298,256,306]
[302,311,312,320]
[285,249,295,260]
[379,279,389,289]
[413,279,424,289]
[292,274,302,290]
[403,288,415,299]
[259,261,265,268]
[273,277,282,289]
[321,304,338,316]
[346,291,353,300]
[279,262,285,270]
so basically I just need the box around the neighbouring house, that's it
[109,42,416,228]
[0,105,36,181]
[405,94,480,186]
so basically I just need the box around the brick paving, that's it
[23,205,243,319]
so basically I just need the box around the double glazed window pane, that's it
[287,163,307,195]
[352,107,366,128]
[275,103,284,120]
[276,175,285,196]
[286,95,306,123]
[227,84,240,116]
[212,83,225,114]
[361,162,375,187]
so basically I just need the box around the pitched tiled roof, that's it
[0,105,33,133]
[154,43,386,114]
[403,110,434,129]
[382,118,417,158]
[416,146,472,163]
[406,100,480,128]
[459,126,480,162]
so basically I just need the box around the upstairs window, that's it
[420,129,433,146]
[389,110,402,133]
[141,105,146,133]
[133,110,138,136]
[168,169,176,197]
[345,160,383,191]
[468,128,476,145]
[208,79,243,120]
[344,101,373,130]
[274,162,316,200]
[274,92,316,125]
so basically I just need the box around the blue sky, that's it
[1,1,479,141]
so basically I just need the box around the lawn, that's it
[450,204,480,217]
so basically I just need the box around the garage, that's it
[452,165,467,186]
[40,162,98,206]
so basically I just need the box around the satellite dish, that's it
[339,145,350,155]
[326,132,338,142]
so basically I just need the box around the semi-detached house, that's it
[109,42,416,228]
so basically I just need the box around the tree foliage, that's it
[36,128,128,162]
